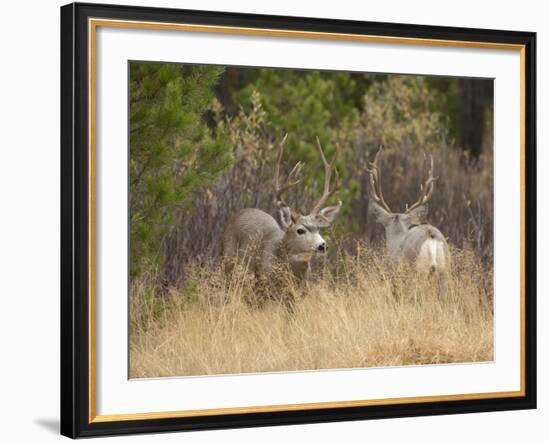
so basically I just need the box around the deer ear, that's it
[316,201,342,227]
[408,204,428,221]
[368,199,392,225]
[278,204,294,230]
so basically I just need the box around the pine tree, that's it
[129,63,232,277]
[234,69,360,162]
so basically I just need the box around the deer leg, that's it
[246,246,275,307]
[390,275,400,301]
[388,263,405,302]
[283,293,297,316]
[222,235,238,275]
[437,271,450,301]
[249,273,270,308]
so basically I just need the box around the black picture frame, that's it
[61,2,537,438]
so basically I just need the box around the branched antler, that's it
[365,146,392,213]
[310,137,341,215]
[274,134,303,207]
[405,152,437,213]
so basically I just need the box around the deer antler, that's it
[404,152,437,213]
[310,137,340,215]
[274,134,304,207]
[365,146,392,213]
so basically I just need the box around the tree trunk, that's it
[458,79,490,157]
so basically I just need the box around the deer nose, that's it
[317,243,327,252]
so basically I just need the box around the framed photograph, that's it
[60,2,536,438]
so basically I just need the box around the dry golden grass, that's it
[129,248,493,378]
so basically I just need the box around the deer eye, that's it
[296,228,306,235]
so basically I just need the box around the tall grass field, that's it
[130,247,493,378]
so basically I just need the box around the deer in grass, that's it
[366,147,451,297]
[223,135,342,305]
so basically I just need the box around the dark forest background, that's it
[129,62,493,290]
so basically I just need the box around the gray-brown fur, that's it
[369,203,450,272]
[366,147,451,297]
[223,207,340,280]
[223,135,341,307]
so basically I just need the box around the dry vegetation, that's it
[129,70,495,379]
[130,247,493,378]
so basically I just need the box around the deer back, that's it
[223,208,284,259]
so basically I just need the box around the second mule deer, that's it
[223,135,341,306]
[366,147,451,297]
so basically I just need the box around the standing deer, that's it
[223,135,341,305]
[366,147,450,297]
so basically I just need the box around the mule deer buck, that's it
[223,135,342,306]
[366,147,450,297]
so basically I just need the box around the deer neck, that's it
[277,242,312,279]
[289,258,311,280]
[384,226,409,259]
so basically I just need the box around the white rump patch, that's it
[416,239,446,273]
